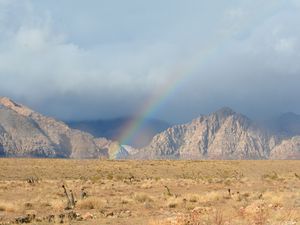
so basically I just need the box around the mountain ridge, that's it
[0,97,112,158]
[1,97,299,160]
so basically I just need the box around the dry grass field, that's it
[0,159,299,225]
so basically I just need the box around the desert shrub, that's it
[0,201,16,213]
[107,173,114,180]
[187,195,199,203]
[261,171,284,181]
[48,199,65,211]
[199,191,222,203]
[134,193,153,203]
[77,197,103,210]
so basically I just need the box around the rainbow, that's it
[117,36,226,147]
[116,1,282,147]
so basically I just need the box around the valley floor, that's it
[0,159,299,225]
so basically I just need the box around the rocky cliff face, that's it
[134,108,284,159]
[0,97,110,159]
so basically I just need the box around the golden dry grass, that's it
[0,159,299,225]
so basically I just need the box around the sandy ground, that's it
[0,159,299,225]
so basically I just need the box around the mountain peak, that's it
[0,97,19,107]
[213,107,236,118]
[138,106,271,160]
[0,97,32,116]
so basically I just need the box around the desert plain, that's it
[0,159,299,225]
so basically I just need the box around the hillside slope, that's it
[0,97,110,158]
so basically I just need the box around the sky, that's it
[0,0,300,123]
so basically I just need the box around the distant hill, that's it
[272,112,300,137]
[66,117,170,148]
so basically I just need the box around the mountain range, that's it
[0,97,299,159]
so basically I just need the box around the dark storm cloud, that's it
[0,0,300,122]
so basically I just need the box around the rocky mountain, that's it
[0,97,116,159]
[67,117,170,148]
[132,107,300,160]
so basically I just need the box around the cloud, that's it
[165,1,300,121]
[0,0,300,122]
[0,1,182,118]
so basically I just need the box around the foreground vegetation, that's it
[0,159,299,225]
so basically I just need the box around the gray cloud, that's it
[0,0,300,122]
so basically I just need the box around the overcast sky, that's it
[0,0,300,123]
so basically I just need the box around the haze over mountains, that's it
[67,118,170,148]
[265,112,300,137]
[0,97,300,159]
